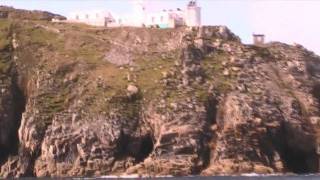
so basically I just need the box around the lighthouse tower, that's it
[186,0,201,27]
[132,0,146,27]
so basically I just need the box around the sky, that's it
[1,0,320,55]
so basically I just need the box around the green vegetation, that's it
[68,47,104,65]
[0,38,10,50]
[109,92,142,120]
[251,45,272,59]
[0,20,11,50]
[29,28,57,44]
[36,87,69,127]
[0,17,236,126]
[0,20,12,73]
[135,56,176,100]
[16,25,63,50]
[203,51,234,94]
[38,92,66,114]
[0,58,11,73]
[0,20,11,31]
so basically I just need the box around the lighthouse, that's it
[186,0,201,27]
[132,0,146,27]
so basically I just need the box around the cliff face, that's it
[0,8,320,177]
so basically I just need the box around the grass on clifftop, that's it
[0,20,11,50]
[16,23,64,49]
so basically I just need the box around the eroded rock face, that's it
[0,8,320,177]
[202,42,320,175]
[125,98,212,176]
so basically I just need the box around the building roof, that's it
[253,34,265,37]
[188,0,198,7]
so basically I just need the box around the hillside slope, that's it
[0,8,320,177]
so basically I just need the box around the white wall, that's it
[67,1,202,28]
[186,6,201,27]
[68,10,110,26]
[145,12,169,26]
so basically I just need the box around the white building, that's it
[186,1,201,27]
[67,10,113,26]
[66,0,201,28]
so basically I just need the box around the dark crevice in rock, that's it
[0,51,26,167]
[117,132,154,164]
[199,96,219,174]
[281,143,318,173]
[133,134,154,162]
[0,77,27,171]
[312,84,320,106]
[205,96,219,125]
[10,75,26,155]
[270,121,319,174]
[18,149,36,177]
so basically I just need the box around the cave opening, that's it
[117,132,154,163]
[134,134,154,162]
[271,122,319,174]
[281,145,318,174]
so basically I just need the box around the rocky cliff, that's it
[0,7,320,178]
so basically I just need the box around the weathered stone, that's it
[231,67,240,72]
[127,84,139,95]
[162,71,168,79]
[223,69,229,76]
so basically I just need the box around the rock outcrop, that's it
[0,7,320,178]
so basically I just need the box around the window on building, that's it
[86,14,89,19]
[160,16,164,22]
[152,17,155,23]
[75,15,79,20]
